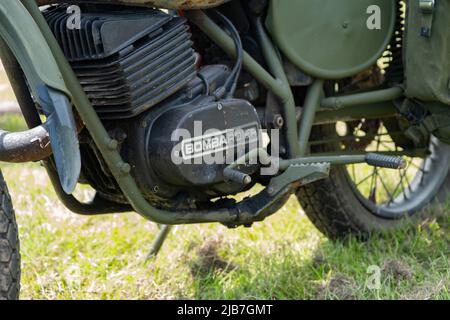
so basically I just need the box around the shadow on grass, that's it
[184,212,449,300]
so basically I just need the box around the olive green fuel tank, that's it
[266,0,396,79]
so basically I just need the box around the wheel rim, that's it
[342,120,450,219]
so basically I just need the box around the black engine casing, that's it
[126,98,261,202]
[124,69,262,203]
[45,5,263,206]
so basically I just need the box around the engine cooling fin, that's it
[43,6,197,119]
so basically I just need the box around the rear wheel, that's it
[297,121,450,239]
[0,170,20,300]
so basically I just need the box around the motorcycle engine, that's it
[44,5,262,207]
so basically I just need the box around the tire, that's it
[0,170,20,300]
[296,124,450,240]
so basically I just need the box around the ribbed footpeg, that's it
[365,153,407,169]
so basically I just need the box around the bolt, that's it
[109,129,127,144]
[107,139,118,150]
[267,186,275,195]
[217,103,223,111]
[120,162,131,174]
[272,114,284,129]
[243,175,252,185]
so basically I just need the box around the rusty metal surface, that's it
[0,116,85,164]
[0,126,52,163]
[36,0,230,9]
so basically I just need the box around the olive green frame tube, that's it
[298,79,324,155]
[253,17,300,157]
[321,87,404,110]
[185,11,285,99]
[314,102,398,124]
[186,11,301,157]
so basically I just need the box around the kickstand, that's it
[146,225,172,260]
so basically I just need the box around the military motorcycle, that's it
[1,0,449,299]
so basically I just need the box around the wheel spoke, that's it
[368,167,378,202]
[377,171,395,203]
[403,164,414,194]
[329,67,444,218]
[410,161,427,173]
[388,166,409,205]
[356,170,377,187]
[342,120,437,217]
[379,141,396,151]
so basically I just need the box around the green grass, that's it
[0,113,27,131]
[0,114,449,300]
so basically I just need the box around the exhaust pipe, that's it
[0,125,52,163]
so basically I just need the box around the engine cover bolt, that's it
[107,139,118,150]
[120,162,131,174]
[273,114,284,129]
[243,175,253,185]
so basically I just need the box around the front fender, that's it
[0,1,80,194]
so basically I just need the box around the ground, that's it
[0,64,449,299]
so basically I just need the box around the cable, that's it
[210,10,244,99]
